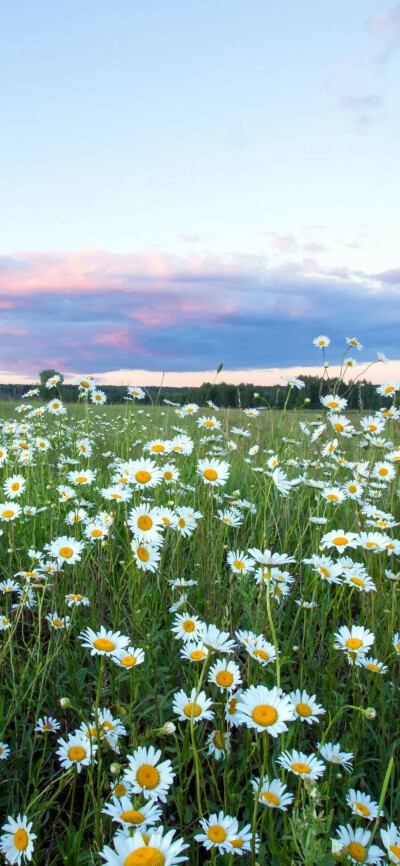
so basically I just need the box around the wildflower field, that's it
[0,349,399,866]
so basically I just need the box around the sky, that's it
[0,0,399,385]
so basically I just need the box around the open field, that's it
[0,388,399,865]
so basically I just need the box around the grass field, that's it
[0,387,398,865]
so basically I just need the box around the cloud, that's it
[369,3,400,39]
[0,248,399,377]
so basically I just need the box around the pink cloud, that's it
[92,329,132,350]
[0,327,29,336]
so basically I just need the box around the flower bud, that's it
[162,722,176,735]
[365,707,377,720]
[304,398,310,404]
[110,762,122,776]
[59,697,71,709]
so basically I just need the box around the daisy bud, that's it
[333,642,341,650]
[293,646,299,652]
[365,706,377,720]
[110,762,122,775]
[162,722,176,735]
[254,392,260,398]
[59,697,71,709]
[304,398,310,404]
[332,839,346,862]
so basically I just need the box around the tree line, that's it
[0,370,389,411]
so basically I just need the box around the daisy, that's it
[67,468,96,486]
[277,749,325,780]
[126,386,145,399]
[357,531,387,552]
[320,529,359,553]
[334,625,375,661]
[171,612,204,642]
[334,824,384,864]
[3,475,26,499]
[56,733,97,772]
[65,593,90,607]
[47,536,84,565]
[124,746,175,802]
[197,415,221,429]
[200,624,236,654]
[343,479,364,499]
[392,633,400,656]
[313,335,330,347]
[85,522,107,542]
[0,616,12,630]
[252,776,294,811]
[346,790,383,821]
[0,815,37,865]
[169,434,194,455]
[376,381,399,397]
[226,821,256,856]
[217,509,243,527]
[373,461,395,482]
[101,827,188,866]
[34,717,60,733]
[247,547,295,566]
[208,658,242,693]
[344,572,376,593]
[131,540,161,573]
[321,486,346,504]
[101,486,132,503]
[380,823,400,864]
[91,389,106,405]
[359,656,388,674]
[318,742,353,772]
[128,459,163,490]
[79,626,129,657]
[289,689,325,724]
[160,465,180,484]
[113,646,145,670]
[173,688,214,723]
[180,641,208,663]
[207,730,230,760]
[305,554,343,585]
[102,796,161,828]
[194,812,237,854]
[128,505,164,543]
[0,502,22,521]
[0,742,10,760]
[197,458,230,486]
[226,550,254,574]
[57,485,75,502]
[45,612,70,629]
[236,685,295,736]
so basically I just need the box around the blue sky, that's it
[0,0,399,381]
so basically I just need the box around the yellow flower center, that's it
[124,849,165,866]
[11,482,20,491]
[348,485,357,493]
[333,536,348,546]
[262,791,280,805]
[136,547,149,562]
[93,637,115,652]
[368,424,377,431]
[253,649,269,661]
[212,732,225,749]
[190,650,206,660]
[365,541,378,548]
[228,697,237,715]
[252,705,278,727]
[53,618,63,627]
[350,577,365,588]
[203,469,218,481]
[137,515,153,531]
[183,620,195,632]
[91,529,102,537]
[233,559,244,569]
[53,402,60,409]
[291,762,310,774]
[81,380,90,388]
[366,663,380,672]
[59,546,73,558]
[216,670,234,687]
[328,400,339,408]
[334,424,344,432]
[207,826,226,843]
[347,842,366,862]
[164,471,173,481]
[110,493,122,499]
[378,467,388,476]
[114,783,127,797]
[136,764,160,789]
[231,838,244,848]
[135,471,151,484]
[296,703,312,717]
[390,845,400,859]
[178,518,186,528]
[120,810,145,825]
[204,420,214,426]
[354,802,370,816]
[2,510,14,518]
[183,702,201,718]
[318,566,330,578]
[385,386,394,393]
[71,594,83,601]
[327,494,338,501]
[120,655,136,667]
[13,829,29,851]
[75,476,87,483]
[346,638,363,650]
[68,746,86,762]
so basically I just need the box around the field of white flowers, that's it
[0,340,399,866]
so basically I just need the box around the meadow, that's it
[0,364,399,865]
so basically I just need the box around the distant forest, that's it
[0,375,389,411]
